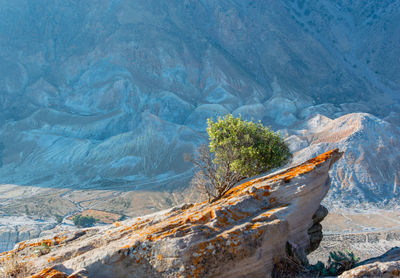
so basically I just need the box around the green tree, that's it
[191,114,292,201]
[72,215,96,227]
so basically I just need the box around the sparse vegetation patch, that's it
[72,215,97,227]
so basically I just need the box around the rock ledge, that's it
[1,149,342,278]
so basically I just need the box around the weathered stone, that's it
[289,113,400,208]
[307,223,323,254]
[306,205,329,254]
[0,150,342,278]
[312,205,329,225]
[30,268,69,278]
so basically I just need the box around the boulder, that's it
[0,149,342,278]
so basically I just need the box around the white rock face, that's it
[0,150,341,278]
[0,216,56,253]
[288,113,400,208]
[0,227,18,253]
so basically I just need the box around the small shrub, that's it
[274,248,360,277]
[325,250,359,275]
[308,250,359,276]
[72,215,96,227]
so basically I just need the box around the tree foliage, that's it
[72,215,96,227]
[208,114,292,177]
[192,114,292,201]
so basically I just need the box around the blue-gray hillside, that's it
[0,0,399,206]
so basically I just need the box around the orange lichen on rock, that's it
[15,149,340,278]
[47,256,57,263]
[15,235,68,254]
[224,149,339,198]
[114,150,338,252]
[30,268,69,278]
[0,233,71,261]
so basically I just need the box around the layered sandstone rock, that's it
[0,149,341,278]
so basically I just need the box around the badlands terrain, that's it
[0,0,399,271]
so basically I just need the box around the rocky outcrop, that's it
[339,247,400,278]
[0,227,19,254]
[0,149,341,277]
[0,217,57,253]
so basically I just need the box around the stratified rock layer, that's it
[0,149,341,278]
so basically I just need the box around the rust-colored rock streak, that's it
[0,149,342,278]
[30,267,74,278]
